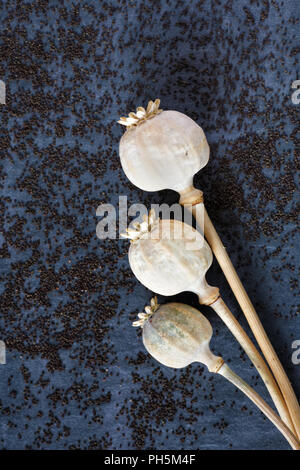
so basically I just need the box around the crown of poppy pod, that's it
[121,209,157,243]
[132,296,159,328]
[118,99,163,128]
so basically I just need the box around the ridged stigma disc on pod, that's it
[142,302,223,372]
[118,100,209,192]
[128,217,213,299]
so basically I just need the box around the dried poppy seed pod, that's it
[123,212,219,305]
[142,302,223,372]
[132,299,300,450]
[119,99,209,193]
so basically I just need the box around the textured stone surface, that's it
[0,0,299,450]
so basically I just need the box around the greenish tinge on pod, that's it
[142,303,216,369]
[119,105,209,192]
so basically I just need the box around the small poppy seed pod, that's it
[119,100,209,192]
[127,217,219,304]
[134,300,300,450]
[142,302,224,372]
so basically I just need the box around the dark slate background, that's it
[0,0,299,450]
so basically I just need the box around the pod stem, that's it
[183,195,300,439]
[209,296,297,440]
[203,206,300,438]
[218,363,300,450]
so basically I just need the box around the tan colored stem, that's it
[208,296,296,437]
[180,189,300,438]
[218,363,300,450]
[202,206,300,438]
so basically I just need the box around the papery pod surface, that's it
[120,111,209,192]
[128,219,212,296]
[143,302,213,368]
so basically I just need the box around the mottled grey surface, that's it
[0,0,299,450]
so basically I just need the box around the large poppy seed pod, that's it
[118,99,209,192]
[125,215,219,305]
[142,302,224,372]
